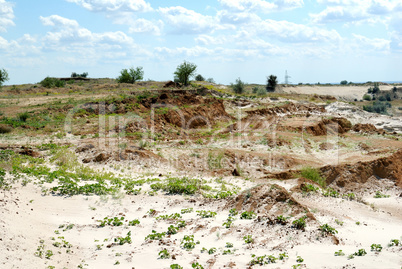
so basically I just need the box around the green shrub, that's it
[117,67,144,83]
[363,94,372,101]
[300,167,326,188]
[231,78,245,94]
[374,191,390,198]
[17,112,29,122]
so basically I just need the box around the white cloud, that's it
[0,0,15,32]
[40,15,134,49]
[312,0,400,24]
[352,34,390,52]
[217,10,259,25]
[310,6,368,24]
[154,46,216,58]
[195,34,228,46]
[159,6,221,34]
[40,15,80,28]
[128,18,163,35]
[253,19,341,43]
[218,0,303,12]
[66,0,152,13]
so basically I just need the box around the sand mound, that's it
[321,150,402,189]
[225,184,308,215]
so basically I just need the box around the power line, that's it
[285,70,291,85]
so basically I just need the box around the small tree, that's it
[266,75,278,92]
[372,82,380,94]
[231,78,245,94]
[174,61,197,86]
[0,68,9,87]
[340,80,348,85]
[195,74,205,81]
[117,67,144,84]
[207,78,215,83]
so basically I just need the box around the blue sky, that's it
[1,0,402,85]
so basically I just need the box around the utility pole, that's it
[285,70,291,85]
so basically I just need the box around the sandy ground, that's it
[281,85,395,101]
[1,178,401,269]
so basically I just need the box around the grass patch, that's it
[299,167,326,188]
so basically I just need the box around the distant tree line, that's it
[71,72,88,78]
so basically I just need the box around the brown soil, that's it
[320,150,402,189]
[352,123,386,135]
[225,184,308,215]
[82,148,165,163]
[302,117,352,136]
[246,103,325,116]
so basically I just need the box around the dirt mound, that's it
[82,148,165,163]
[352,123,386,135]
[163,81,181,88]
[246,103,325,117]
[303,117,352,136]
[225,184,308,215]
[125,91,233,131]
[320,150,402,189]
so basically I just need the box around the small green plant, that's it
[207,247,217,254]
[225,242,233,248]
[158,249,170,259]
[389,239,400,246]
[334,250,345,256]
[374,191,390,198]
[229,208,238,216]
[223,216,235,228]
[156,213,182,220]
[181,208,193,214]
[354,249,367,256]
[347,254,355,259]
[296,256,304,263]
[276,215,289,225]
[243,235,253,244]
[240,211,256,220]
[356,221,361,225]
[114,231,132,245]
[196,210,217,218]
[45,250,53,259]
[292,216,307,230]
[191,262,204,269]
[170,265,183,269]
[301,183,319,193]
[371,244,382,252]
[319,224,338,235]
[342,192,356,200]
[181,235,198,250]
[323,188,340,198]
[335,219,344,226]
[167,225,179,235]
[145,230,166,241]
[98,216,124,227]
[278,252,288,260]
[128,219,140,226]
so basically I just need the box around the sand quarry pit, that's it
[0,84,402,269]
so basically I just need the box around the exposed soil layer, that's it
[300,117,352,136]
[245,103,325,117]
[352,123,386,135]
[81,148,165,163]
[320,149,402,189]
[225,184,308,216]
